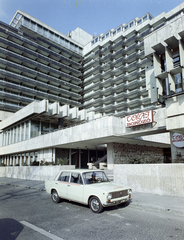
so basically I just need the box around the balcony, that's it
[102,52,112,62]
[127,79,139,90]
[112,48,124,59]
[112,65,124,77]
[114,73,127,84]
[101,44,112,54]
[124,34,136,47]
[112,57,124,68]
[112,39,123,51]
[101,69,112,80]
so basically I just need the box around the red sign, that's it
[126,110,153,128]
[172,133,184,148]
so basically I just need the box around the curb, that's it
[0,181,45,191]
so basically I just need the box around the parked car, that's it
[45,169,132,213]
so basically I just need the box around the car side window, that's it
[70,173,83,185]
[58,172,70,182]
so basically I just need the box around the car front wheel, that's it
[51,190,60,203]
[89,196,103,213]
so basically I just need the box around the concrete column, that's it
[6,131,8,146]
[165,46,173,71]
[52,148,55,164]
[23,122,26,140]
[10,155,12,166]
[4,156,7,165]
[14,155,17,165]
[13,155,16,166]
[28,152,31,166]
[3,156,5,165]
[28,120,31,139]
[24,153,26,165]
[79,149,81,169]
[2,132,5,146]
[16,126,18,143]
[153,52,161,76]
[32,152,35,163]
[12,127,15,144]
[39,121,41,135]
[168,73,175,94]
[20,124,23,141]
[7,155,10,166]
[88,149,90,163]
[9,129,12,145]
[165,46,175,93]
[96,148,98,162]
[20,154,22,166]
[107,143,114,170]
[69,149,72,165]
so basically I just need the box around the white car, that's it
[45,169,132,213]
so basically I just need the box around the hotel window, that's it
[41,122,50,135]
[25,121,29,140]
[125,25,129,30]
[31,120,40,138]
[50,123,58,132]
[175,73,182,93]
[117,27,121,33]
[143,15,148,21]
[130,22,134,28]
[113,31,116,36]
[95,38,98,43]
[173,53,180,68]
[106,32,109,38]
[37,24,43,34]
[91,40,94,45]
[102,36,105,41]
[137,19,142,25]
[43,28,48,37]
[30,20,36,30]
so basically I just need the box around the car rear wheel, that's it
[89,196,103,213]
[51,190,60,203]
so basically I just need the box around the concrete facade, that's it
[1,3,184,168]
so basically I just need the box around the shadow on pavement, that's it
[0,218,24,240]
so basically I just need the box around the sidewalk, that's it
[0,177,184,215]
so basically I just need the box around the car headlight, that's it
[107,193,112,200]
[128,189,132,196]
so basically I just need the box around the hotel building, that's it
[1,3,184,168]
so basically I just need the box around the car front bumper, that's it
[103,197,131,207]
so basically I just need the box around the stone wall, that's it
[0,165,75,181]
[113,143,164,164]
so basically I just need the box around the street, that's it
[0,185,184,240]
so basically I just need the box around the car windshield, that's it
[82,171,110,184]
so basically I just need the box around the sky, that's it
[0,0,184,37]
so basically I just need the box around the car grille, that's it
[111,190,128,199]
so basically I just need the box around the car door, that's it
[56,171,70,199]
[67,172,84,203]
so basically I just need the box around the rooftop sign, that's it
[126,110,153,128]
[171,133,184,148]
